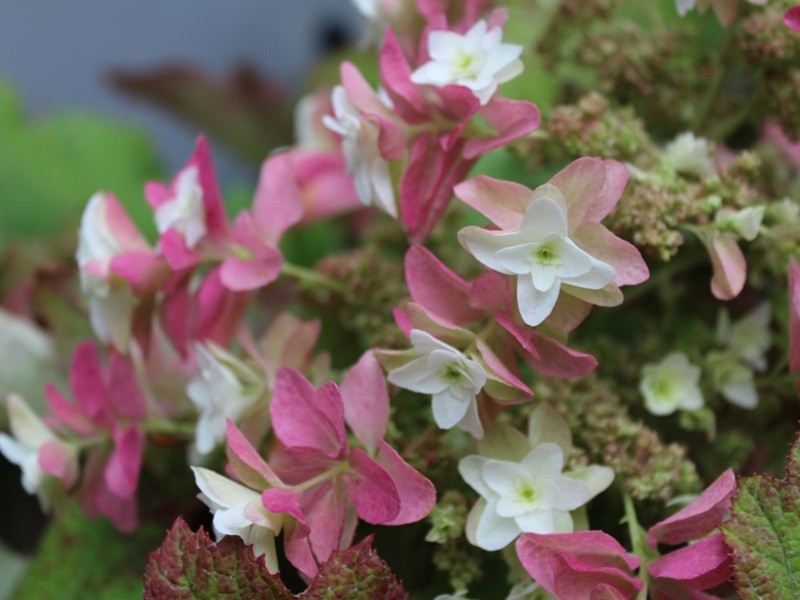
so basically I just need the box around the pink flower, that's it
[785,5,800,31]
[646,469,736,599]
[267,356,435,577]
[145,136,229,271]
[516,531,643,600]
[457,158,648,331]
[45,341,149,531]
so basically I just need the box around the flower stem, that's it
[623,492,650,599]
[281,262,348,295]
[143,420,196,438]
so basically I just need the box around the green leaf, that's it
[142,520,408,600]
[722,432,800,599]
[142,519,293,600]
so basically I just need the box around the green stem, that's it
[623,492,649,599]
[296,463,348,492]
[143,420,196,437]
[282,262,348,295]
[694,32,737,135]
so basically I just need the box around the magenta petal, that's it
[405,245,482,325]
[786,6,800,31]
[104,194,148,250]
[270,369,346,458]
[194,268,250,349]
[104,425,144,499]
[393,307,414,337]
[225,420,283,489]
[144,181,170,211]
[436,85,481,123]
[454,175,531,229]
[707,233,746,301]
[469,271,513,314]
[571,222,649,287]
[44,382,95,436]
[285,480,347,578]
[221,212,284,292]
[107,351,148,421]
[476,337,532,398]
[648,533,732,591]
[70,341,111,427]
[110,251,168,296]
[379,29,429,124]
[340,61,393,117]
[190,135,228,238]
[291,150,361,221]
[375,440,436,525]
[39,441,77,487]
[96,481,139,533]
[647,469,736,547]
[252,152,305,243]
[160,228,201,271]
[261,488,309,537]
[341,352,389,453]
[344,449,400,524]
[463,98,541,160]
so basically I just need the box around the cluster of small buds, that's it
[740,1,800,71]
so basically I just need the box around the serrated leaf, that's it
[722,432,800,600]
[304,535,408,600]
[142,519,293,600]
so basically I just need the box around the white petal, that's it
[432,388,471,429]
[459,455,493,498]
[457,395,484,439]
[518,197,568,240]
[192,467,260,510]
[550,475,591,511]
[514,509,555,534]
[388,356,450,394]
[561,258,616,290]
[475,497,521,551]
[520,443,564,481]
[482,460,526,496]
[564,465,614,500]
[460,227,524,275]
[516,275,560,326]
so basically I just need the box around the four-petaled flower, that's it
[411,20,523,105]
[639,352,704,416]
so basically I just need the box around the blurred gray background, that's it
[0,0,362,183]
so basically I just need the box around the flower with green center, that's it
[410,20,523,105]
[640,352,704,416]
[387,329,487,437]
[717,304,771,371]
[460,195,616,326]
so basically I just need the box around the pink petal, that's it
[225,420,283,489]
[194,268,250,349]
[707,232,746,301]
[260,314,321,373]
[44,382,95,436]
[454,175,531,229]
[546,292,593,333]
[517,531,641,572]
[38,440,77,487]
[392,307,413,337]
[476,337,532,400]
[341,61,394,118]
[104,425,144,499]
[435,85,481,123]
[270,369,346,459]
[344,448,401,524]
[401,133,473,243]
[159,228,202,271]
[405,245,482,325]
[104,194,149,251]
[375,439,436,525]
[340,352,389,453]
[648,533,732,591]
[790,259,800,372]
[647,469,736,547]
[291,150,361,221]
[786,6,800,32]
[252,152,305,243]
[549,157,608,233]
[469,271,513,313]
[110,251,168,296]
[571,222,649,287]
[525,330,598,378]
[70,341,111,427]
[158,274,192,357]
[285,481,347,578]
[379,29,430,124]
[220,212,284,292]
[107,351,148,421]
[463,98,541,160]
[261,487,309,537]
[189,135,228,239]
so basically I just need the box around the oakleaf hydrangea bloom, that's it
[460,405,613,551]
[640,352,704,416]
[717,303,771,371]
[0,394,77,512]
[411,19,523,105]
[387,329,487,437]
[460,194,616,327]
[192,467,291,573]
[323,85,397,217]
[188,344,261,456]
[663,132,716,179]
[154,166,206,249]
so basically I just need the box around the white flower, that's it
[714,206,765,242]
[188,344,261,456]
[707,351,758,410]
[191,467,285,573]
[387,329,487,437]
[0,394,76,512]
[323,85,397,217]
[155,165,207,248]
[460,195,615,326]
[640,352,704,416]
[717,304,771,371]
[459,443,592,551]
[411,20,523,105]
[663,132,716,179]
